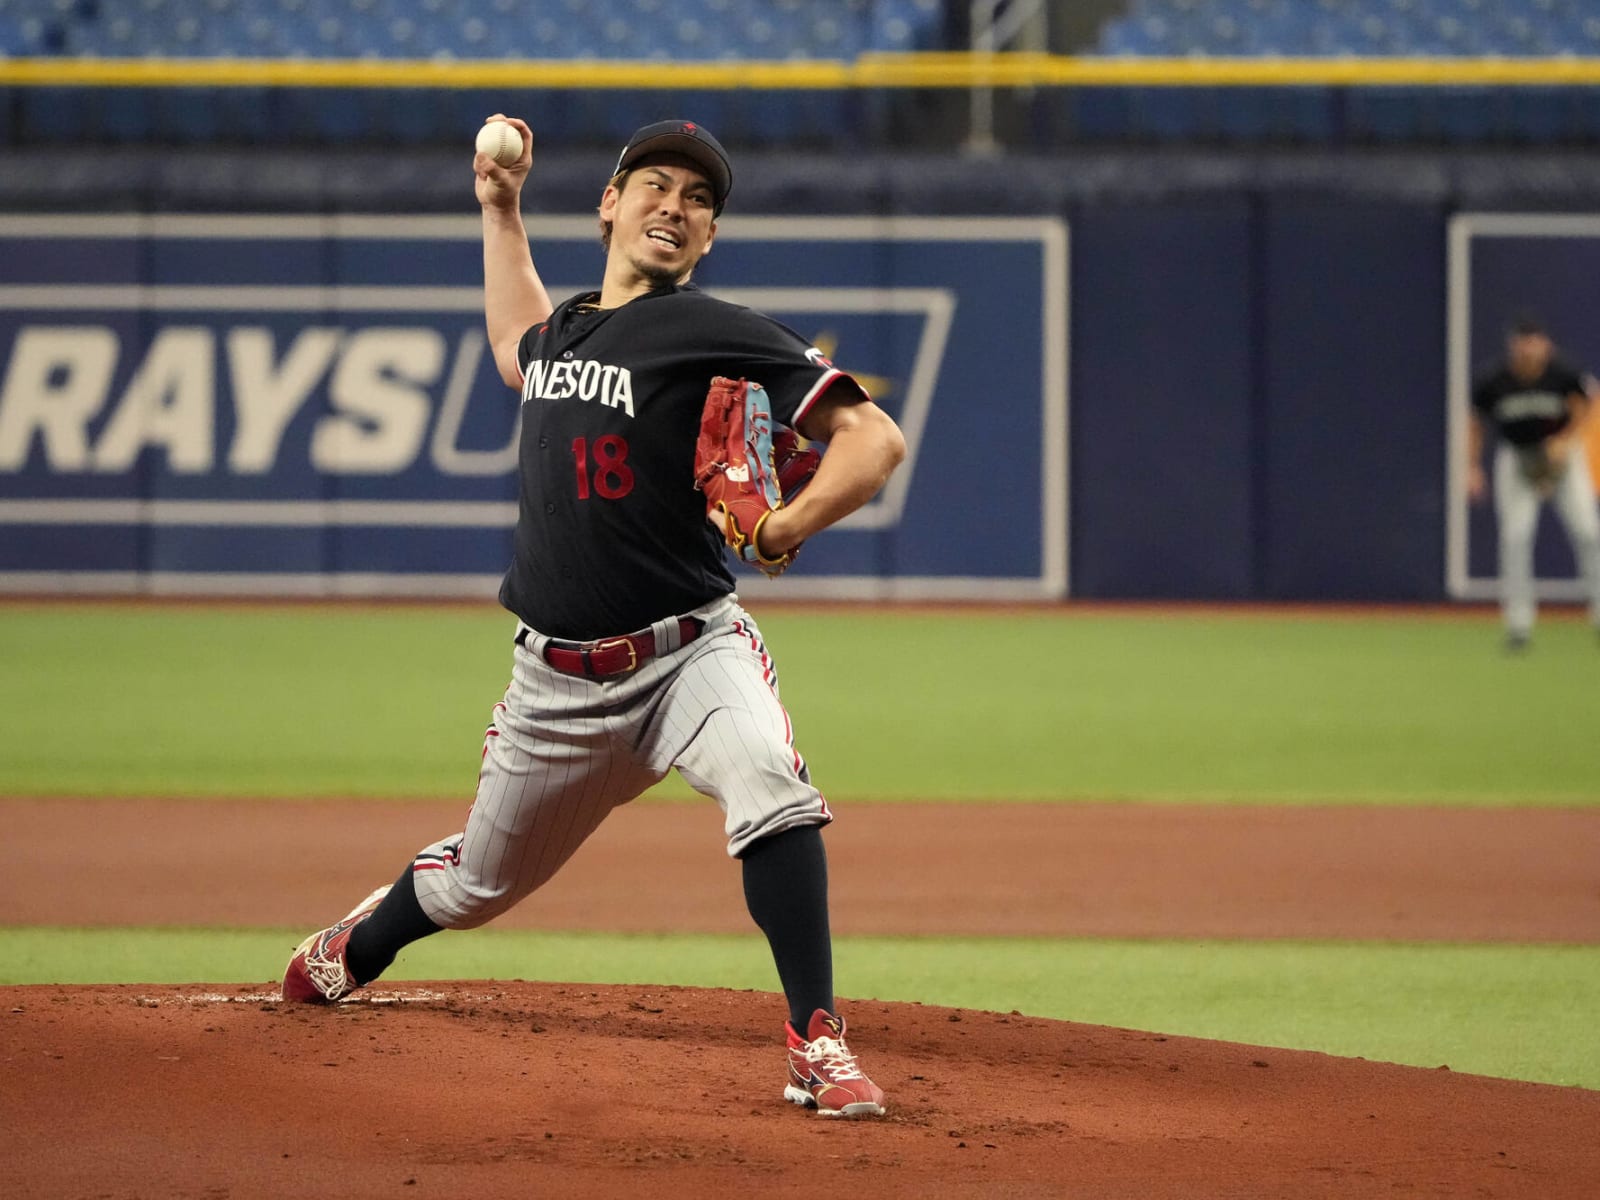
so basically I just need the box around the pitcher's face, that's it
[601,158,718,285]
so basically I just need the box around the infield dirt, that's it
[3,797,1598,1198]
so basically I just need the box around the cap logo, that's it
[616,119,731,214]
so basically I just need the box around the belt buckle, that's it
[593,636,639,673]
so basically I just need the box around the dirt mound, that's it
[6,981,1597,1199]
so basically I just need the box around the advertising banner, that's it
[0,214,1068,599]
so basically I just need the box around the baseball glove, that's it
[1514,442,1564,495]
[773,425,822,503]
[694,376,820,577]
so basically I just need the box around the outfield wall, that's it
[2,146,1598,602]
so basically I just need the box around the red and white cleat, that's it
[784,1009,887,1118]
[281,885,390,1003]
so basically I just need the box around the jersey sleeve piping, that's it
[515,322,549,387]
[792,369,867,429]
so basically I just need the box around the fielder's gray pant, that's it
[1494,443,1600,636]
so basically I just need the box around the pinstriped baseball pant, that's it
[410,594,832,931]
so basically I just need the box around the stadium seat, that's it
[13,0,1599,148]
[1099,17,1174,57]
[8,10,68,53]
[1095,0,1600,58]
[25,0,1600,63]
[17,0,941,62]
[867,0,942,53]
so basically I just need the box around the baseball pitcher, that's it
[282,116,906,1118]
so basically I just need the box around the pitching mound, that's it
[7,982,1596,1199]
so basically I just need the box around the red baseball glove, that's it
[694,377,820,577]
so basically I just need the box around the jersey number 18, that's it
[572,435,634,500]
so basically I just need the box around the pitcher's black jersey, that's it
[1471,357,1588,447]
[498,283,863,640]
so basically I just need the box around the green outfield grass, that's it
[1,603,1596,802]
[4,603,1594,1094]
[3,928,1595,1090]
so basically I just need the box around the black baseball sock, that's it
[741,824,835,1032]
[344,865,442,986]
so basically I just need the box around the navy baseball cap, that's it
[615,119,733,214]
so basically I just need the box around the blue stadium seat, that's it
[21,0,936,61]
[667,15,715,57]
[1099,17,1174,57]
[8,10,68,53]
[1203,14,1245,54]
[867,0,941,53]
[14,0,1599,148]
[1570,14,1600,51]
[804,10,856,58]
[1095,0,1600,58]
[20,0,1600,63]
[63,13,124,54]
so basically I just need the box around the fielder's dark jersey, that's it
[499,283,863,640]
[1471,357,1588,447]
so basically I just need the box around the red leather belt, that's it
[518,618,702,679]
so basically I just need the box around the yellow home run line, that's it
[0,53,1595,88]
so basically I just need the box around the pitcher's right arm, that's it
[475,114,553,388]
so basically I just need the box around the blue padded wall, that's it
[1258,198,1446,600]
[1070,198,1258,598]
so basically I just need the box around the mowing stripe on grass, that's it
[2,605,1597,803]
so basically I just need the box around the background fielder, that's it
[282,116,906,1118]
[1468,314,1600,650]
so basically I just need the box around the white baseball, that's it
[476,122,523,167]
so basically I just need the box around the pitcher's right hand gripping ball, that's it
[694,376,820,577]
